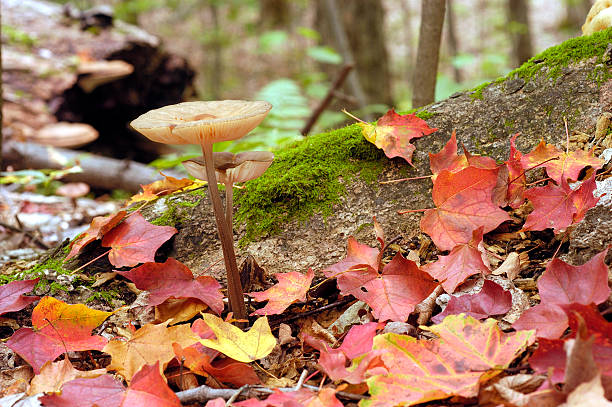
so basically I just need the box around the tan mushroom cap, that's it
[34,122,99,148]
[182,151,274,184]
[130,100,272,145]
[77,60,134,93]
[582,2,612,35]
[56,182,90,199]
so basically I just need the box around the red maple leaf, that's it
[118,258,224,314]
[513,249,609,338]
[420,166,510,251]
[235,388,343,407]
[523,174,599,232]
[355,109,437,166]
[66,211,127,260]
[325,222,438,322]
[422,228,491,293]
[429,131,497,178]
[39,374,125,407]
[503,133,527,208]
[303,323,386,384]
[520,140,604,183]
[6,297,112,373]
[101,212,177,268]
[330,252,438,322]
[528,304,612,386]
[432,279,511,323]
[121,362,181,406]
[247,269,314,316]
[173,343,260,386]
[0,278,39,315]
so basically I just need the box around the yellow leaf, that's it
[197,314,276,363]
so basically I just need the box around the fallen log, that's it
[2,141,183,192]
[31,30,612,283]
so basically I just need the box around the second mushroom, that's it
[182,151,274,233]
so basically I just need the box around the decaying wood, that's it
[2,140,183,192]
[1,0,194,163]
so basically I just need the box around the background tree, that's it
[412,0,446,108]
[507,0,534,67]
[316,0,391,108]
[258,0,291,30]
[445,0,462,83]
[562,0,592,31]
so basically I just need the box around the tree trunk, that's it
[258,0,291,30]
[563,0,592,32]
[316,0,391,108]
[445,0,462,83]
[412,0,446,108]
[507,0,534,67]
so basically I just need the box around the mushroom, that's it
[182,151,274,230]
[34,122,99,148]
[77,59,134,93]
[56,182,90,208]
[130,100,272,320]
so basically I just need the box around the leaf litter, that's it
[0,109,611,406]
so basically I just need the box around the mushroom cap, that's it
[130,100,272,145]
[182,151,274,184]
[34,122,99,148]
[582,3,612,35]
[77,60,134,92]
[56,182,90,199]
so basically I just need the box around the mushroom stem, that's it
[225,181,233,232]
[200,141,247,320]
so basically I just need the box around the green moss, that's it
[403,108,436,120]
[470,82,491,100]
[234,124,385,244]
[149,187,206,226]
[178,198,201,208]
[86,290,120,305]
[507,28,612,82]
[469,28,612,99]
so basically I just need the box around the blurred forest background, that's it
[99,0,589,151]
[1,0,594,165]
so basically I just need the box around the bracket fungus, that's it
[130,100,272,320]
[182,151,274,231]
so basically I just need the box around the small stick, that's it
[397,208,429,214]
[71,249,111,273]
[270,298,354,326]
[301,64,353,136]
[379,174,433,184]
[226,385,247,406]
[294,369,308,390]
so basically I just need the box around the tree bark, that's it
[445,0,462,83]
[316,0,391,108]
[507,0,534,67]
[412,0,446,108]
[258,0,291,30]
[2,141,183,192]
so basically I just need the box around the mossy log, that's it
[83,31,612,283]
